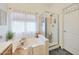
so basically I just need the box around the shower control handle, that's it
[64,30,66,32]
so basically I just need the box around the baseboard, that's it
[63,48,73,55]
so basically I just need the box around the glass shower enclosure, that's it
[41,14,59,50]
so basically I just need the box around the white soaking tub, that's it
[13,35,49,55]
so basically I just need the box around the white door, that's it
[64,10,79,54]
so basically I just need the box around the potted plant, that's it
[6,31,14,41]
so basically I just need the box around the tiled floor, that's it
[49,48,72,55]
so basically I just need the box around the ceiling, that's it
[7,3,72,13]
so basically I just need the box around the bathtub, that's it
[13,35,49,55]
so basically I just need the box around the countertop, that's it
[0,40,12,54]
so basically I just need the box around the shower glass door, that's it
[41,14,59,47]
[50,14,59,46]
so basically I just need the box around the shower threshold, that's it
[49,42,59,51]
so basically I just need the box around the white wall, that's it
[0,3,8,42]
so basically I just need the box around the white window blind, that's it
[11,21,25,33]
[25,21,36,34]
[10,12,37,35]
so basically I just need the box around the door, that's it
[64,10,79,54]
